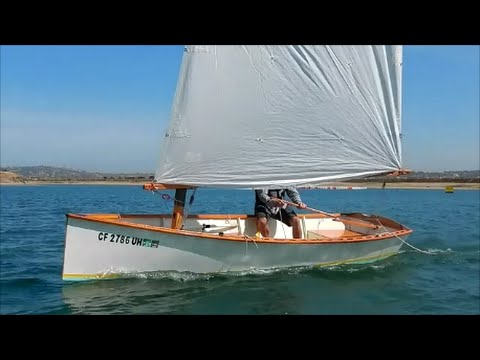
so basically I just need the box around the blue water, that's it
[1,185,479,314]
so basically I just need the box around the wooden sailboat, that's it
[62,45,413,281]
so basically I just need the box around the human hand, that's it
[273,198,285,207]
[297,202,307,209]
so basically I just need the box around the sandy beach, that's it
[335,182,479,190]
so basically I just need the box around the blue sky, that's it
[1,45,478,173]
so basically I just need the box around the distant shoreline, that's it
[0,181,145,186]
[1,180,478,190]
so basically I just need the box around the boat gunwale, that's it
[66,213,413,245]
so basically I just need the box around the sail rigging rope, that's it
[392,231,432,255]
[370,180,433,255]
[181,188,197,229]
[147,185,431,256]
[149,187,197,229]
[374,220,432,255]
[285,199,432,255]
[243,234,259,254]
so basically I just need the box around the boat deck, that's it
[70,212,411,243]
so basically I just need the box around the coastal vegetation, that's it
[1,166,479,189]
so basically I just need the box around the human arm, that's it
[285,187,307,209]
[255,189,284,207]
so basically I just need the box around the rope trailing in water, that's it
[393,232,433,255]
[243,234,259,254]
[374,220,432,255]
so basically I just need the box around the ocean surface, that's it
[0,185,479,315]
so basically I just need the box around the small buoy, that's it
[445,186,454,193]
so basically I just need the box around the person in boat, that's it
[254,188,307,239]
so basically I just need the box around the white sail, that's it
[155,45,404,188]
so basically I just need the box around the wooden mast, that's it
[171,189,187,229]
[143,183,194,229]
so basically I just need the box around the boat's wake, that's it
[97,262,394,281]
[74,245,462,283]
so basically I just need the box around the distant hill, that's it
[2,166,101,180]
[1,165,478,183]
[1,166,153,181]
[0,171,24,183]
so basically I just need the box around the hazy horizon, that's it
[2,164,479,175]
[1,45,479,173]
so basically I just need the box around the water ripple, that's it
[1,186,479,314]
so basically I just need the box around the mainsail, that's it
[155,45,404,188]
